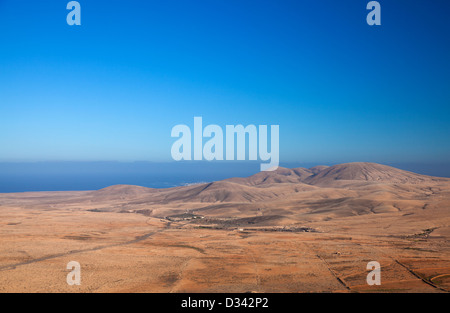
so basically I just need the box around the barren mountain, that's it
[224,167,313,186]
[304,162,448,186]
[161,180,317,203]
[88,184,156,200]
[309,165,329,174]
[70,162,450,208]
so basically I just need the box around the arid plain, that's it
[0,162,449,293]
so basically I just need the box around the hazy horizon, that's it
[1,160,450,193]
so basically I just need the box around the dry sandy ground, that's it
[0,163,449,293]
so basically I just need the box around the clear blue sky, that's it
[1,0,449,164]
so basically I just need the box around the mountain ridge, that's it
[86,162,450,204]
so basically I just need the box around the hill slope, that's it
[304,162,448,186]
[80,163,450,207]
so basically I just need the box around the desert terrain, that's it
[0,162,449,293]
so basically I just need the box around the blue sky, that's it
[1,0,449,165]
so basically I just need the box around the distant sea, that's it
[0,161,449,193]
[0,161,261,193]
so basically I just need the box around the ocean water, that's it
[0,161,261,193]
